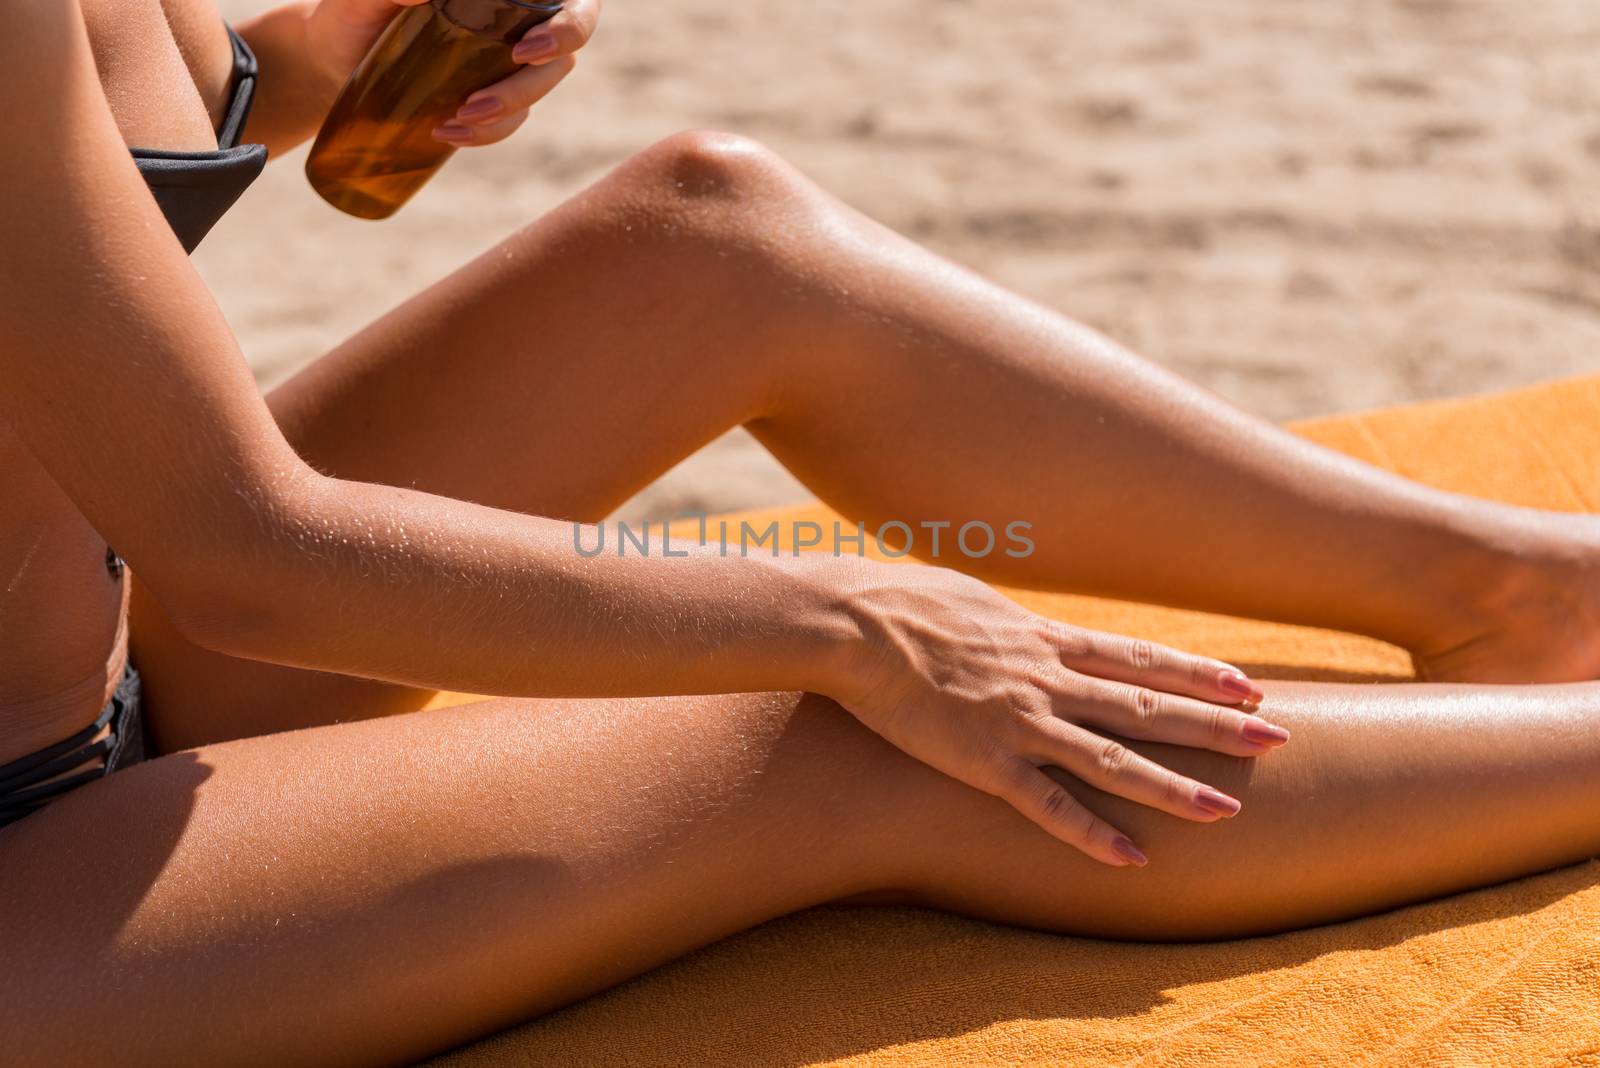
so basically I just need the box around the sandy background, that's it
[206,0,1600,522]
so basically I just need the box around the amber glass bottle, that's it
[305,0,562,219]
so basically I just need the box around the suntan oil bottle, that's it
[305,0,562,219]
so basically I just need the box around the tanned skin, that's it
[3,1,1599,1063]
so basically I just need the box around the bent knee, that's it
[592,130,824,233]
[630,129,797,198]
[544,129,832,271]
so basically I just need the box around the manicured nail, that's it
[1194,786,1242,818]
[1111,837,1149,867]
[1241,720,1291,748]
[457,97,502,121]
[434,122,474,143]
[513,32,557,63]
[1218,669,1265,703]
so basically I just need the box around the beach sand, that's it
[207,0,1600,522]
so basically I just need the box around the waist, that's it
[0,546,131,768]
[0,660,146,830]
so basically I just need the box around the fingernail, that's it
[1241,720,1291,748]
[1194,786,1242,818]
[434,122,474,143]
[513,32,557,63]
[457,97,502,121]
[1111,837,1149,867]
[1218,669,1265,703]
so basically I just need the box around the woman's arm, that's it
[0,1,836,701]
[236,0,596,157]
[2,0,1285,863]
[231,2,340,155]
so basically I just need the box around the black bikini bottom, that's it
[0,664,147,829]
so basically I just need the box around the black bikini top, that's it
[131,26,266,254]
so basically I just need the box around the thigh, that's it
[8,678,1597,1064]
[0,689,899,1067]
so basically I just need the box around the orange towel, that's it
[428,375,1600,1066]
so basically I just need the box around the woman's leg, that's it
[5,680,1600,1065]
[135,128,1599,748]
[262,130,1595,662]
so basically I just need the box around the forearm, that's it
[181,472,861,700]
[235,2,342,156]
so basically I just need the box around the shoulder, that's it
[0,0,91,103]
[0,0,140,175]
[3,0,85,51]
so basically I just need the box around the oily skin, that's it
[2,0,1599,1062]
[2,0,1288,867]
[4,681,1600,1065]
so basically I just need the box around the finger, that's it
[434,109,529,148]
[1050,624,1265,706]
[510,0,600,65]
[987,755,1148,867]
[1059,675,1291,757]
[1029,718,1244,824]
[344,0,430,19]
[449,56,575,128]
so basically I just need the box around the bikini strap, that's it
[217,25,260,151]
[0,681,126,825]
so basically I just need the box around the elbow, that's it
[161,573,289,661]
[152,473,330,661]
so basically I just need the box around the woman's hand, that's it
[826,560,1289,867]
[301,0,599,147]
[433,0,598,146]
